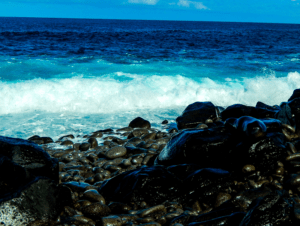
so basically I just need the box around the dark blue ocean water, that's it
[0,17,300,140]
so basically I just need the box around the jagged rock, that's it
[176,102,216,130]
[0,136,59,182]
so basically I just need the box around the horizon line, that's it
[1,16,300,25]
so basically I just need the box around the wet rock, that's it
[288,89,300,102]
[59,215,95,225]
[62,181,93,193]
[105,146,127,159]
[108,202,132,214]
[100,215,123,226]
[129,117,151,129]
[116,127,133,132]
[79,142,91,151]
[154,127,237,171]
[58,134,75,141]
[224,116,267,139]
[239,190,295,226]
[61,140,74,146]
[162,120,168,124]
[82,189,106,204]
[233,186,273,212]
[234,132,288,176]
[0,177,71,225]
[81,202,111,219]
[221,104,256,121]
[88,137,98,148]
[98,165,181,206]
[242,165,256,173]
[176,102,216,130]
[0,136,58,182]
[181,168,234,205]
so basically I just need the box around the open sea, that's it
[0,17,300,141]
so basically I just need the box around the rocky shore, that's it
[2,89,300,225]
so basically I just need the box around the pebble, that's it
[101,215,123,226]
[81,202,111,218]
[214,192,232,207]
[242,164,256,173]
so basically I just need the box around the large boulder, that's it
[0,136,59,182]
[176,102,216,130]
[0,177,70,225]
[0,136,70,225]
[154,127,238,171]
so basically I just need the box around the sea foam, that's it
[0,71,299,115]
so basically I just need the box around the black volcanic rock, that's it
[176,102,216,130]
[0,177,72,225]
[181,168,234,205]
[221,104,256,121]
[154,127,237,171]
[288,89,300,102]
[221,104,277,121]
[129,117,151,129]
[98,165,181,206]
[0,136,71,225]
[0,136,58,182]
[232,132,288,176]
[287,97,300,133]
[275,102,295,126]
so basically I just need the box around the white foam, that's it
[0,72,299,115]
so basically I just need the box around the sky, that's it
[0,0,300,24]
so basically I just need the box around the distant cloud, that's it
[177,0,208,9]
[128,0,159,5]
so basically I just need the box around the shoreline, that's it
[2,91,300,225]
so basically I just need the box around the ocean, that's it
[0,17,300,141]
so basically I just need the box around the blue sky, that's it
[0,0,299,24]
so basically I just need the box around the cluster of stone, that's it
[2,89,300,225]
